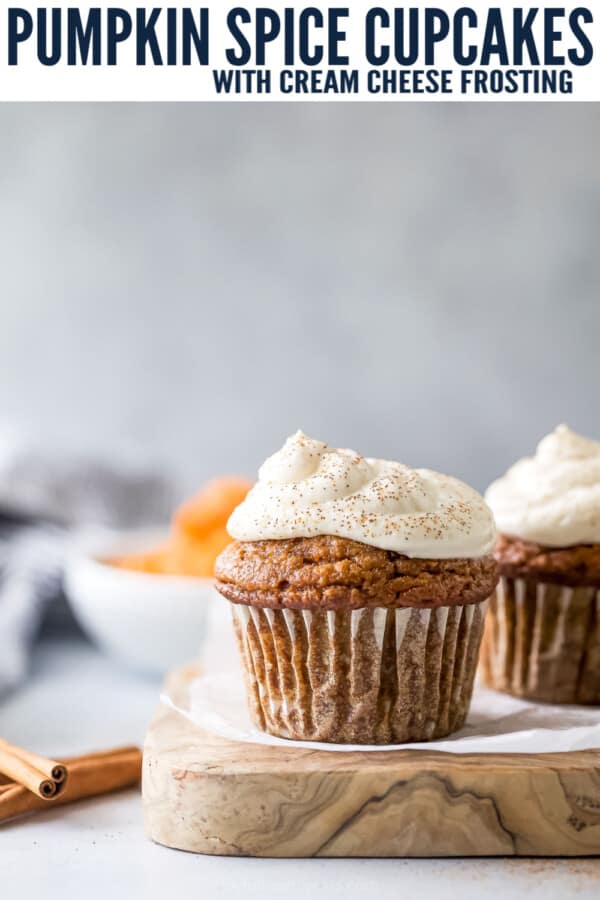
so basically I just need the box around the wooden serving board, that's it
[142,665,600,857]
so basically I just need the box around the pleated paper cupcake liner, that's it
[480,576,600,704]
[230,599,488,744]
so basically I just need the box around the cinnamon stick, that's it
[0,738,68,792]
[16,746,67,785]
[0,746,142,823]
[0,739,59,800]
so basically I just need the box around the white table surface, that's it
[2,633,599,900]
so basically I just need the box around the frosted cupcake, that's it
[482,425,600,704]
[215,432,498,744]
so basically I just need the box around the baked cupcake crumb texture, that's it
[215,535,498,610]
[493,533,600,587]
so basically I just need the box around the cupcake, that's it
[214,432,497,744]
[481,425,600,704]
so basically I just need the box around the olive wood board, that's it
[142,664,600,857]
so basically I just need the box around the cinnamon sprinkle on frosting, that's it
[227,432,496,559]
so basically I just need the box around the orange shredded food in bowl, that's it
[109,477,252,577]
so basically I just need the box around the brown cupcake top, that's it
[494,533,600,587]
[215,534,498,610]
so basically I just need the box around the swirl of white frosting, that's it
[227,432,496,559]
[485,425,600,547]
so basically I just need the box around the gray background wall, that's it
[0,104,598,498]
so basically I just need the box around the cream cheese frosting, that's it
[485,425,600,548]
[227,432,496,559]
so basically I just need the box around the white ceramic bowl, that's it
[64,530,215,674]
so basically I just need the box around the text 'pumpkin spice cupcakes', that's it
[482,425,600,704]
[215,432,498,744]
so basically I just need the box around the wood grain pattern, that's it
[142,666,600,857]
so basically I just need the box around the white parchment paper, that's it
[162,672,600,754]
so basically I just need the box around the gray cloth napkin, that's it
[0,437,174,696]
